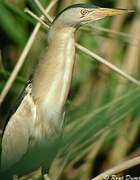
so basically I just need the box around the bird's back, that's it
[1,83,36,171]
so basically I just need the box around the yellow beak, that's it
[92,8,134,17]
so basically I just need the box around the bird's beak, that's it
[88,7,134,21]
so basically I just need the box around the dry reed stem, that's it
[33,0,53,22]
[24,8,49,29]
[0,0,58,105]
[92,156,140,180]
[76,44,139,85]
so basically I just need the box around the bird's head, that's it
[53,4,133,28]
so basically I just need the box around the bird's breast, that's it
[32,30,75,139]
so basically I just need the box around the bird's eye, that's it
[80,9,88,16]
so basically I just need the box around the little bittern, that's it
[1,3,130,173]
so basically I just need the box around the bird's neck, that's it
[32,27,76,120]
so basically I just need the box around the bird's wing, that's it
[1,83,36,171]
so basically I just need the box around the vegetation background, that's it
[0,0,140,179]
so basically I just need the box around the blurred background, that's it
[0,0,140,179]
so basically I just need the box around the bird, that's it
[1,3,130,175]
